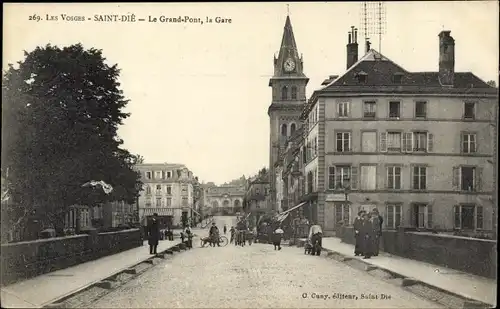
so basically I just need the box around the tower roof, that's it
[278,16,299,61]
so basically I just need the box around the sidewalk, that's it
[319,237,497,306]
[0,239,181,308]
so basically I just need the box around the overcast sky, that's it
[3,2,499,185]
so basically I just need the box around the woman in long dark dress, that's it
[360,212,374,259]
[353,210,365,256]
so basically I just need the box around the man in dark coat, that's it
[148,213,161,254]
[360,212,374,259]
[209,222,220,247]
[373,208,383,256]
[353,210,366,256]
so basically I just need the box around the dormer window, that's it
[392,72,404,84]
[356,71,368,83]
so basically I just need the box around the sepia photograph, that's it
[1,1,498,308]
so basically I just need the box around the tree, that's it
[2,43,143,236]
[487,80,496,88]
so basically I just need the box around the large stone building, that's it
[268,15,309,211]
[299,28,497,234]
[135,163,199,228]
[243,170,271,225]
[203,184,245,215]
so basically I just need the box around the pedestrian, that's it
[209,222,220,247]
[273,226,284,250]
[353,210,365,256]
[180,230,185,243]
[223,224,227,235]
[185,227,193,249]
[229,226,235,243]
[360,212,375,259]
[147,213,160,255]
[371,209,383,256]
[166,226,174,241]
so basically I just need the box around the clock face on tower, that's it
[284,58,296,72]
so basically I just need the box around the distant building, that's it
[203,184,245,215]
[135,163,198,228]
[243,171,270,227]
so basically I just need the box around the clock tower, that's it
[268,14,309,211]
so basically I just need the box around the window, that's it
[363,101,376,118]
[337,102,349,117]
[256,188,260,194]
[386,204,402,229]
[145,185,152,195]
[464,102,475,119]
[145,198,152,207]
[392,74,403,84]
[307,171,313,193]
[412,166,427,190]
[167,171,171,178]
[281,86,288,100]
[182,197,188,206]
[387,166,402,189]
[166,197,172,207]
[412,203,432,228]
[155,171,162,179]
[145,172,152,179]
[415,101,427,118]
[356,72,367,83]
[461,166,476,191]
[281,124,287,136]
[462,133,476,153]
[156,198,162,207]
[166,186,172,195]
[335,204,351,224]
[360,165,377,190]
[291,86,297,100]
[386,132,402,151]
[389,101,400,118]
[361,132,377,152]
[290,123,296,135]
[454,205,482,230]
[156,184,161,190]
[329,165,358,190]
[413,132,427,152]
[335,132,351,152]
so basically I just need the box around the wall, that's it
[0,228,142,286]
[340,226,496,279]
[319,94,495,231]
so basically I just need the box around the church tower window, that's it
[281,124,288,136]
[290,123,296,135]
[291,86,297,99]
[281,86,288,100]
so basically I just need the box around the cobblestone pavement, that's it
[88,239,443,308]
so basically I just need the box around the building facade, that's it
[268,15,309,211]
[135,163,197,228]
[300,29,497,234]
[203,184,245,215]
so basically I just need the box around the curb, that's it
[42,241,191,308]
[294,240,492,309]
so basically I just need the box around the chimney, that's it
[365,39,371,53]
[439,30,455,86]
[346,26,358,69]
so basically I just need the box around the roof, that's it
[302,49,497,118]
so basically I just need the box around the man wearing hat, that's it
[209,222,220,247]
[147,213,161,254]
[353,210,366,256]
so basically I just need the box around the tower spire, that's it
[278,15,299,62]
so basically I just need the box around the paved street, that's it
[88,228,442,308]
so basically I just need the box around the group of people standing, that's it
[353,208,383,259]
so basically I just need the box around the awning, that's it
[276,212,289,222]
[280,202,307,217]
